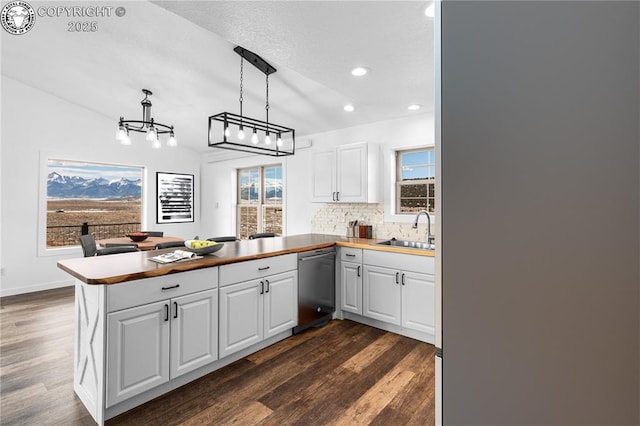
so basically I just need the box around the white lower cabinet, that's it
[106,289,218,407]
[362,265,402,324]
[401,271,435,334]
[219,270,297,358]
[361,250,435,337]
[340,261,363,314]
[106,301,169,407]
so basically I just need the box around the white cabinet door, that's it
[219,280,263,358]
[363,265,401,325]
[264,271,298,339]
[311,150,336,202]
[336,143,367,202]
[341,261,362,314]
[401,271,435,335]
[170,289,218,379]
[107,301,170,407]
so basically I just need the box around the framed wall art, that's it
[156,172,194,223]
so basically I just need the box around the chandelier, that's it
[116,89,177,148]
[208,46,295,157]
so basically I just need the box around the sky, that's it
[401,150,435,180]
[48,159,142,181]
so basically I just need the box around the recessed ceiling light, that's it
[425,3,435,18]
[351,67,368,77]
[408,104,422,111]
[344,104,355,112]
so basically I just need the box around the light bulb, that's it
[121,133,132,146]
[251,129,259,144]
[276,134,283,147]
[425,3,434,18]
[224,125,230,138]
[343,104,355,112]
[167,132,177,147]
[116,125,126,142]
[351,67,368,77]
[146,126,156,142]
[152,138,161,149]
[238,126,245,140]
[265,133,271,145]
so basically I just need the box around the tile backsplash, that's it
[310,203,435,241]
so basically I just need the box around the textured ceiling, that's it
[2,1,434,154]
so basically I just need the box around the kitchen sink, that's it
[374,238,435,251]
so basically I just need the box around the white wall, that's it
[0,77,202,296]
[200,113,433,238]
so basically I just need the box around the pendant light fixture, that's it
[208,46,295,157]
[116,89,177,148]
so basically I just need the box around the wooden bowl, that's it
[126,233,149,242]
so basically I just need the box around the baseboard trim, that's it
[0,279,74,297]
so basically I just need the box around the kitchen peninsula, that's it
[58,234,434,424]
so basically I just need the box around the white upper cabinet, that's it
[311,142,380,203]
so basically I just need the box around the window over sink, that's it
[396,148,435,214]
[237,164,283,239]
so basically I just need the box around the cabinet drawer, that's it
[219,253,297,287]
[363,250,434,275]
[107,268,218,312]
[339,247,362,263]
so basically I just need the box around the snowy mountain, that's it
[47,172,141,199]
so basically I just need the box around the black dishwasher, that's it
[294,247,336,334]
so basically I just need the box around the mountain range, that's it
[47,172,141,199]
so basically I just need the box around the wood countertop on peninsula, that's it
[57,233,435,285]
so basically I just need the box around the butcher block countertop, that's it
[57,233,435,285]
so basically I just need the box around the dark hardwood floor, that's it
[1,287,435,425]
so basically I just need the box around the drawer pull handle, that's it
[401,273,406,286]
[357,266,361,277]
[265,279,270,293]
[260,280,264,294]
[395,272,399,284]
[345,253,356,257]
[161,284,180,290]
[258,266,270,271]
[173,301,178,319]
[164,304,169,321]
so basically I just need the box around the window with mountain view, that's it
[396,148,435,213]
[237,165,283,239]
[46,159,143,248]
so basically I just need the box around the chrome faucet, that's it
[412,210,435,246]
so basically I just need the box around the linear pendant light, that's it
[208,46,295,157]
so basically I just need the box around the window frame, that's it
[38,152,146,257]
[236,163,283,239]
[395,147,436,215]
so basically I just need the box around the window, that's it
[46,159,143,247]
[396,148,435,214]
[237,164,283,239]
